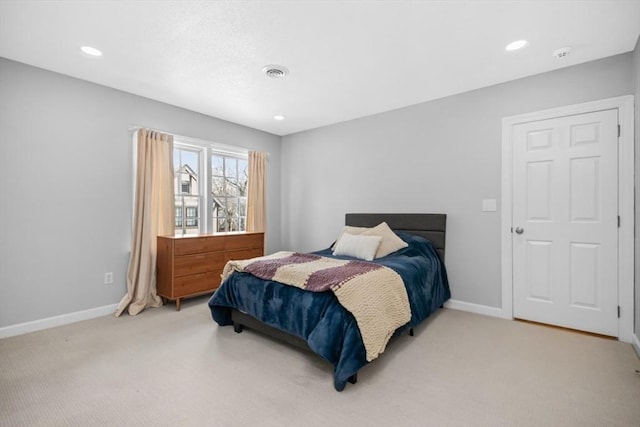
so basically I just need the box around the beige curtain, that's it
[246,151,267,233]
[115,129,175,317]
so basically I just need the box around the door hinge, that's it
[618,216,620,228]
[618,124,621,137]
[618,306,620,318]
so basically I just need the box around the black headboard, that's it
[345,213,447,261]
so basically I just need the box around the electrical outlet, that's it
[104,272,113,285]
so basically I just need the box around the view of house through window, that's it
[173,141,248,236]
[174,147,201,236]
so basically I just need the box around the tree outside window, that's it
[211,155,248,232]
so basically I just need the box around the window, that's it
[211,154,248,232]
[175,207,183,228]
[173,139,248,236]
[173,147,201,236]
[185,207,198,227]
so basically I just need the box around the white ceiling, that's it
[1,1,639,136]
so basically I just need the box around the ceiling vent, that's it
[263,65,289,78]
[553,47,572,59]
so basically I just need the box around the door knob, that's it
[515,227,524,234]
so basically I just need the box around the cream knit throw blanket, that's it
[222,251,411,362]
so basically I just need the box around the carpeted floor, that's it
[1,297,639,427]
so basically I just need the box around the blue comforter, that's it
[208,232,450,391]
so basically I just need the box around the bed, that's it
[208,213,450,391]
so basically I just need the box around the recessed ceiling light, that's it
[505,40,528,51]
[80,46,103,56]
[273,115,285,121]
[263,65,289,78]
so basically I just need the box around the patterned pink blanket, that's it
[222,251,411,361]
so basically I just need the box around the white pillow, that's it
[332,232,382,261]
[331,225,370,249]
[361,222,408,258]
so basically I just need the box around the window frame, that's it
[173,136,248,236]
[210,152,249,233]
[174,145,204,236]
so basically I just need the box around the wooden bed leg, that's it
[348,373,358,384]
[409,328,414,337]
[233,322,243,333]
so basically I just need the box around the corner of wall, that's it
[634,33,640,353]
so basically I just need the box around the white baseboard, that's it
[444,299,509,319]
[632,333,640,358]
[0,304,118,339]
[445,300,639,347]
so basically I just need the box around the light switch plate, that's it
[482,199,497,212]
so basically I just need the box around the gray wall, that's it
[281,53,634,309]
[0,58,282,327]
[634,35,640,345]
[1,51,636,331]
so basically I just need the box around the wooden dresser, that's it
[156,232,264,310]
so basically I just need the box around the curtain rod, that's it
[128,124,270,156]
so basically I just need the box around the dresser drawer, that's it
[224,248,264,262]
[225,233,263,250]
[174,236,225,255]
[174,253,226,277]
[173,271,222,297]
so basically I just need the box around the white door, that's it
[512,109,618,336]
